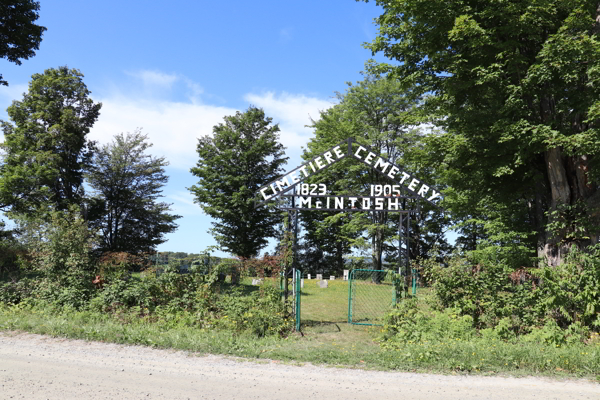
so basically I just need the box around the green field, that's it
[300,277,398,325]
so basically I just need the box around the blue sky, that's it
[0,0,388,257]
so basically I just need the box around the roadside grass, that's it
[0,281,599,381]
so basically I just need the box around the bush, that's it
[424,240,600,341]
[0,278,35,304]
[532,245,600,330]
[426,242,554,332]
[27,207,96,308]
[383,299,476,342]
[96,252,148,283]
[214,285,292,337]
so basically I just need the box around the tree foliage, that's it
[86,130,180,255]
[30,205,96,308]
[303,73,449,270]
[0,0,46,86]
[362,0,600,264]
[189,106,288,258]
[0,66,101,216]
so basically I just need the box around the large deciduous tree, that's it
[304,73,449,270]
[0,66,101,216]
[0,0,46,86]
[188,106,288,261]
[86,130,180,255]
[362,0,600,264]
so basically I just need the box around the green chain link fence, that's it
[348,269,402,326]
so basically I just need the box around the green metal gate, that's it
[348,269,399,326]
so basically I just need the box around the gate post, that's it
[347,269,353,324]
[295,269,301,331]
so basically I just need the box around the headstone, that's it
[307,274,311,280]
[343,269,349,281]
[252,278,263,285]
[301,279,304,288]
[316,274,323,280]
[318,280,328,288]
[330,276,335,280]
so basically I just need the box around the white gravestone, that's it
[316,274,323,280]
[252,278,263,285]
[330,276,335,280]
[301,279,304,288]
[318,280,328,288]
[307,274,311,280]
[343,270,349,281]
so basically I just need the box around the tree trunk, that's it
[542,149,597,265]
[371,218,384,283]
[335,240,344,275]
[542,147,570,265]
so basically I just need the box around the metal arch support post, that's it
[292,186,301,331]
[398,213,402,298]
[406,210,411,298]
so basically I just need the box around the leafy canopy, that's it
[0,0,47,86]
[303,72,449,269]
[361,0,600,259]
[189,106,288,258]
[86,130,180,255]
[0,66,101,216]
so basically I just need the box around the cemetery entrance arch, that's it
[254,138,444,331]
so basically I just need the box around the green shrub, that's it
[532,245,600,330]
[0,278,35,304]
[427,246,543,332]
[383,300,476,342]
[28,206,95,308]
[213,285,292,337]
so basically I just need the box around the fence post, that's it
[295,269,301,331]
[347,269,353,324]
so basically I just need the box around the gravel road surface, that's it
[0,332,598,400]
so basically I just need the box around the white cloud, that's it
[127,70,179,88]
[3,71,334,173]
[89,77,334,172]
[244,91,334,151]
[0,83,27,104]
[89,95,236,170]
[168,191,204,216]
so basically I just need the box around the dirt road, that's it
[0,332,598,400]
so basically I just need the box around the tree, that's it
[0,66,101,216]
[362,0,600,264]
[0,0,46,86]
[188,106,288,261]
[304,73,449,270]
[86,130,180,255]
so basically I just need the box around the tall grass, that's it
[1,280,599,380]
